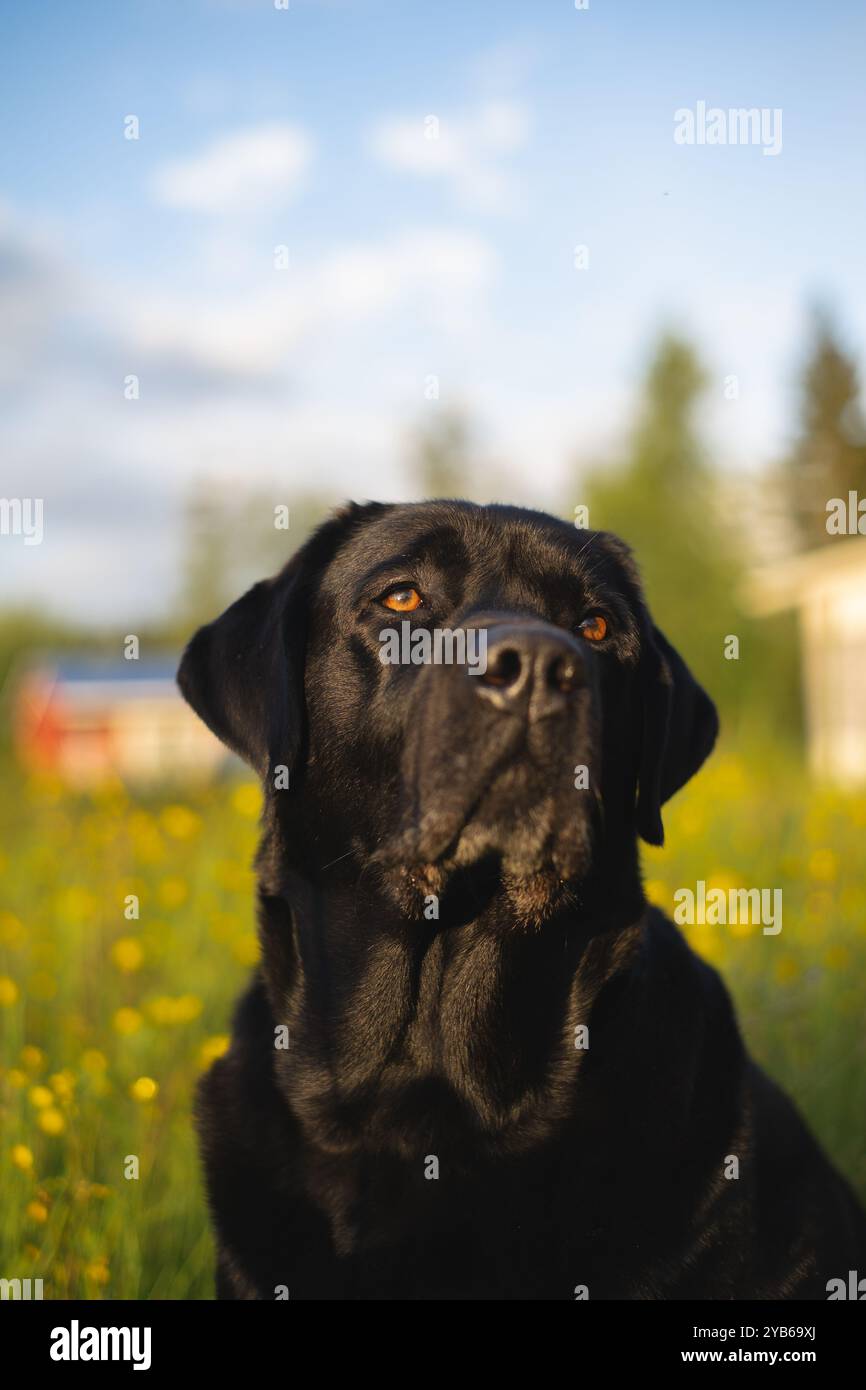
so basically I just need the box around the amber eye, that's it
[381,585,424,613]
[578,613,608,642]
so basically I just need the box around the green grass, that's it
[1,749,864,1298]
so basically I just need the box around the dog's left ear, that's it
[636,624,719,846]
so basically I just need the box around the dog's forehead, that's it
[324,501,635,595]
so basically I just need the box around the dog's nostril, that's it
[480,646,523,688]
[547,652,583,695]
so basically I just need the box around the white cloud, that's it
[1,202,496,393]
[0,203,507,619]
[125,228,497,376]
[150,122,313,213]
[369,102,530,212]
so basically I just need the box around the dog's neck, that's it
[256,822,649,1157]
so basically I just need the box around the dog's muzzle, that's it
[375,614,597,873]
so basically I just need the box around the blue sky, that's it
[1,0,865,620]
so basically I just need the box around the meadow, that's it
[1,750,864,1299]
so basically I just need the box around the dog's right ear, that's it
[177,567,303,779]
[177,501,390,780]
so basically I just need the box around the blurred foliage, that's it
[1,755,864,1296]
[407,405,512,503]
[411,407,476,498]
[580,333,803,744]
[0,766,262,1298]
[784,307,866,550]
[174,484,337,637]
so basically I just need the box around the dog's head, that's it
[178,501,717,925]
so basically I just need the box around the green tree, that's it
[410,408,478,498]
[582,335,735,678]
[579,333,799,739]
[784,308,866,549]
[174,482,335,635]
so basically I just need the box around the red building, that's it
[13,659,227,787]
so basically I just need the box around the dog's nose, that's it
[473,623,585,720]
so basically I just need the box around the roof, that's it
[16,658,183,710]
[49,660,179,683]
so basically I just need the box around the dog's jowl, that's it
[178,500,866,1300]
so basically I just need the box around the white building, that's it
[748,540,866,784]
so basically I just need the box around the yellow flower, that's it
[50,1071,76,1101]
[232,782,262,819]
[37,1108,65,1135]
[705,871,742,896]
[113,1007,143,1036]
[6,1068,27,1088]
[57,885,98,923]
[11,1144,34,1171]
[729,917,755,938]
[158,876,188,909]
[128,812,164,864]
[26,1199,49,1224]
[111,937,144,973]
[85,1258,110,1285]
[150,995,204,1028]
[199,1035,230,1068]
[0,975,19,1006]
[0,912,25,947]
[130,1076,158,1103]
[146,993,203,1026]
[808,848,838,882]
[29,1085,54,1109]
[160,805,201,840]
[81,1049,108,1073]
[20,1045,45,1072]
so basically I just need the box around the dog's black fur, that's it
[178,500,866,1300]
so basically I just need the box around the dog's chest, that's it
[267,924,589,1168]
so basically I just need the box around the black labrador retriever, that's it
[178,500,866,1300]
